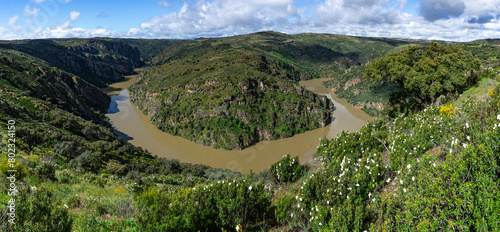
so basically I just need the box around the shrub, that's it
[0,186,73,231]
[439,104,456,117]
[106,159,128,176]
[136,177,274,231]
[69,150,103,173]
[33,161,56,181]
[269,154,304,183]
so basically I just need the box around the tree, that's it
[364,42,481,116]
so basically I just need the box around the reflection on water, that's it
[103,75,372,174]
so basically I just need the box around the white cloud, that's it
[158,0,171,8]
[140,0,297,38]
[8,15,19,25]
[70,11,81,21]
[24,5,41,16]
[0,27,7,35]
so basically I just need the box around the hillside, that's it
[130,32,429,149]
[0,42,241,231]
[0,38,144,88]
[323,39,500,116]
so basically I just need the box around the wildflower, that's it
[64,204,69,209]
[400,180,403,185]
[236,225,240,231]
[433,163,436,167]
[298,204,301,208]
[407,164,411,170]
[300,197,302,201]
[386,178,391,183]
[296,195,298,200]
[248,186,252,191]
[467,136,470,141]
[319,222,323,226]
[497,114,500,120]
[463,143,468,148]
[403,188,407,193]
[465,122,469,128]
[291,213,293,217]
[412,176,415,182]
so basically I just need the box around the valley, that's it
[0,32,499,231]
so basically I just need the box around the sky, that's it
[0,0,498,41]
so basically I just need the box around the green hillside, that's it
[130,32,431,149]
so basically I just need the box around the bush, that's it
[107,159,128,176]
[270,154,304,183]
[69,150,103,173]
[0,186,73,231]
[33,161,56,181]
[136,177,274,231]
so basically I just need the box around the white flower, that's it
[465,122,469,128]
[467,136,470,141]
[31,186,37,191]
[300,197,302,201]
[64,204,69,209]
[497,114,500,120]
[291,213,293,217]
[296,195,298,200]
[319,222,323,226]
[463,143,468,148]
[236,225,240,231]
[407,164,411,169]
[412,176,415,182]
[248,186,252,191]
[386,178,391,183]
[403,188,407,193]
[400,180,403,185]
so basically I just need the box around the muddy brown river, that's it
[103,75,371,174]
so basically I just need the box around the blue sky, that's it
[0,0,498,41]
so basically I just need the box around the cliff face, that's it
[0,39,144,88]
[0,49,110,122]
[130,33,334,150]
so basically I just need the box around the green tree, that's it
[364,42,480,116]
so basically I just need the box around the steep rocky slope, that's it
[0,39,143,88]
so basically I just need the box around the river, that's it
[102,74,371,174]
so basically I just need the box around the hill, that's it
[130,31,430,149]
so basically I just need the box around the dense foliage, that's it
[364,42,481,116]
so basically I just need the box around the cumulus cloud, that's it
[70,11,81,21]
[141,0,297,37]
[419,0,466,21]
[24,5,41,16]
[315,0,402,25]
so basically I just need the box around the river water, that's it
[103,75,371,173]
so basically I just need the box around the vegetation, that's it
[0,33,499,231]
[364,42,481,117]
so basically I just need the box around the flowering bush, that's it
[136,176,273,231]
[270,154,304,183]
